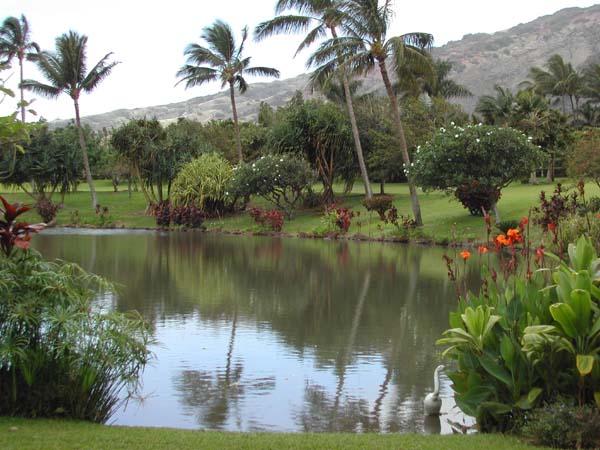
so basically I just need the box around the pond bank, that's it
[0,418,548,450]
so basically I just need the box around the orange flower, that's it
[478,245,489,254]
[548,223,556,232]
[520,217,528,226]
[506,228,524,243]
[460,250,471,260]
[495,234,510,246]
[535,247,545,263]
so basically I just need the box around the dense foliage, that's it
[409,124,545,216]
[228,154,314,219]
[567,128,600,188]
[0,195,153,422]
[171,153,234,216]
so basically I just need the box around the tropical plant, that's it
[177,20,280,162]
[408,123,545,220]
[583,63,600,105]
[307,0,434,225]
[171,153,234,216]
[267,96,354,204]
[228,153,314,219]
[424,59,472,99]
[567,128,600,188]
[524,54,583,116]
[0,195,44,257]
[22,31,119,209]
[475,85,514,126]
[0,15,39,122]
[255,0,373,198]
[249,206,284,232]
[0,64,29,178]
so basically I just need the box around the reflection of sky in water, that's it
[35,230,475,434]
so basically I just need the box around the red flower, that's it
[478,246,488,254]
[520,217,529,226]
[535,247,545,263]
[548,223,556,232]
[460,250,471,260]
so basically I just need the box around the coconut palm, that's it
[307,0,434,226]
[255,0,373,198]
[525,54,583,115]
[583,63,600,105]
[22,31,119,209]
[177,20,280,163]
[475,85,515,126]
[0,15,39,122]
[424,59,472,99]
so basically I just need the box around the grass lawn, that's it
[0,417,549,450]
[2,178,592,243]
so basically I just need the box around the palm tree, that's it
[0,15,39,123]
[424,59,472,99]
[583,63,600,105]
[308,0,434,226]
[22,31,118,209]
[255,0,373,198]
[475,85,514,126]
[525,54,583,116]
[177,20,280,163]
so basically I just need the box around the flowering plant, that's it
[0,195,45,257]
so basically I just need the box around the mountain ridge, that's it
[55,4,600,130]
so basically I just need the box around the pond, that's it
[35,229,475,434]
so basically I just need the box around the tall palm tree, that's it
[177,20,280,163]
[0,15,39,123]
[255,0,373,198]
[424,59,472,99]
[525,54,583,115]
[308,0,434,226]
[583,63,600,105]
[22,31,119,209]
[475,85,514,126]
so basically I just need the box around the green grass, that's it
[2,179,595,243]
[0,417,548,450]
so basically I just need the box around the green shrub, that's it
[522,400,600,449]
[171,153,234,216]
[586,196,600,213]
[438,236,600,433]
[362,195,394,220]
[227,154,314,219]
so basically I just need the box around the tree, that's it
[22,31,118,209]
[424,59,472,99]
[567,128,600,188]
[177,20,279,163]
[582,63,600,105]
[409,124,545,220]
[255,0,374,198]
[0,15,39,123]
[524,54,583,115]
[475,85,514,126]
[308,0,434,226]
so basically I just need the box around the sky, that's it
[1,0,599,122]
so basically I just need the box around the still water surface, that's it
[35,229,473,434]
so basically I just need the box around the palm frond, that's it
[254,15,314,42]
[202,20,236,61]
[295,24,327,56]
[183,43,225,68]
[175,66,218,88]
[81,54,119,93]
[245,66,281,78]
[234,75,248,93]
[20,79,61,99]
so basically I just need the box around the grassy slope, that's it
[0,418,547,450]
[2,179,593,242]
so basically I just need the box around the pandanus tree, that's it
[307,0,433,226]
[255,0,373,198]
[177,20,280,163]
[22,31,118,209]
[0,15,39,123]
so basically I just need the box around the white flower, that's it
[450,121,455,126]
[476,138,480,143]
[280,158,284,162]
[454,134,459,138]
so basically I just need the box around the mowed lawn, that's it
[1,178,591,242]
[0,417,549,450]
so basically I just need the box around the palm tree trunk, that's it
[18,53,26,123]
[73,97,97,209]
[229,82,243,163]
[377,59,423,226]
[329,27,372,199]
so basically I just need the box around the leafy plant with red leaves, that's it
[249,207,284,232]
[0,195,45,257]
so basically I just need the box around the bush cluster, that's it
[362,195,394,220]
[249,207,284,232]
[154,201,204,229]
[35,199,62,223]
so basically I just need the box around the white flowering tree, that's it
[408,123,545,220]
[227,154,315,219]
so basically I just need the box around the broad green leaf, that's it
[550,303,578,338]
[481,401,512,416]
[576,354,594,376]
[528,387,542,404]
[569,289,591,334]
[500,335,515,372]
[479,354,512,388]
[594,392,600,408]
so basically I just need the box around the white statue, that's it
[423,364,444,416]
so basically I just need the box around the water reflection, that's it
[35,229,471,433]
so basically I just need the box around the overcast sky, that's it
[1,0,598,121]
